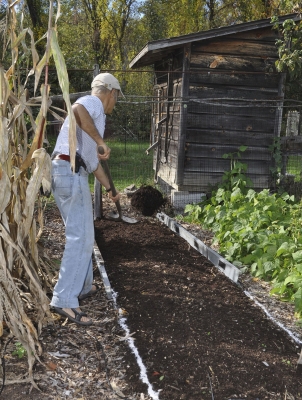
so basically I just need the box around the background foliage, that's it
[2,0,302,96]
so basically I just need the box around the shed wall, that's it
[153,26,284,192]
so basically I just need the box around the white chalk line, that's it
[94,246,160,399]
[244,290,302,346]
[112,291,160,400]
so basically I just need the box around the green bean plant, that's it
[184,148,302,317]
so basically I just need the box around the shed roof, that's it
[129,13,302,68]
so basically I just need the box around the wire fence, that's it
[47,95,302,208]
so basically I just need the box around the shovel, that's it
[98,146,138,224]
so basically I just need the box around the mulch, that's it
[1,192,302,400]
[95,215,302,400]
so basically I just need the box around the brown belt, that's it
[54,154,70,162]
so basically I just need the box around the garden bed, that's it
[95,214,302,399]
[2,195,302,399]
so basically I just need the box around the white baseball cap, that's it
[91,72,125,98]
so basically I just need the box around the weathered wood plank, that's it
[155,146,178,167]
[185,144,272,160]
[190,54,275,72]
[189,85,280,100]
[188,71,279,88]
[186,101,277,119]
[170,113,275,133]
[184,158,271,174]
[154,127,179,144]
[186,129,274,146]
[157,130,275,152]
[186,112,275,133]
[157,164,177,187]
[190,28,279,51]
[155,125,179,141]
[157,137,179,157]
[227,27,279,42]
[192,39,278,57]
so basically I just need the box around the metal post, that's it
[93,64,103,219]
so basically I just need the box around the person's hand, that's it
[97,143,111,161]
[108,191,120,203]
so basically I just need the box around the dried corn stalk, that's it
[0,0,76,384]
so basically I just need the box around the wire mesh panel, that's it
[103,96,154,190]
[280,101,302,197]
[183,98,278,191]
[46,87,302,205]
[151,95,302,206]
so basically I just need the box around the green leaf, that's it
[242,254,256,265]
[251,262,258,274]
[284,274,298,285]
[233,260,243,267]
[184,204,195,213]
[277,225,286,234]
[233,222,244,232]
[223,230,231,239]
[294,288,302,313]
[230,187,241,202]
[246,189,256,201]
[263,261,275,274]
[251,247,264,258]
[292,250,302,263]
[276,242,290,257]
[266,245,277,256]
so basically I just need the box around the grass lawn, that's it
[287,155,302,181]
[47,134,154,191]
[88,140,154,191]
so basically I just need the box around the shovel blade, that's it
[107,211,121,221]
[121,215,138,224]
[107,211,138,224]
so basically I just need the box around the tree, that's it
[78,0,111,66]
[139,0,168,41]
[107,0,138,69]
[273,10,302,100]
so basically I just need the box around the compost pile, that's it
[130,185,166,216]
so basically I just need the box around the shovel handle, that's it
[98,146,122,215]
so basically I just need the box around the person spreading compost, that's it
[50,73,124,326]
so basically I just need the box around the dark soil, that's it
[2,197,302,400]
[130,186,166,216]
[95,217,302,400]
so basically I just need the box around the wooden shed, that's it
[129,13,301,203]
